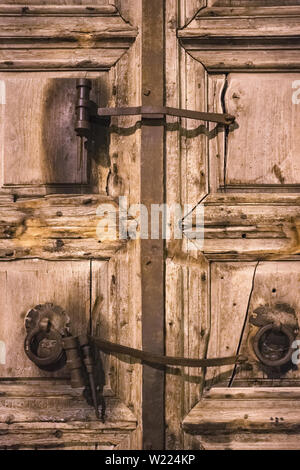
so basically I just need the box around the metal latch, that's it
[75,78,235,139]
[24,304,105,421]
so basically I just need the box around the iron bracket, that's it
[75,78,235,138]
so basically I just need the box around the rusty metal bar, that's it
[91,337,247,368]
[96,106,235,124]
[141,0,165,451]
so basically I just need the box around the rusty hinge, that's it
[75,78,235,138]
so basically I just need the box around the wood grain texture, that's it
[205,262,257,387]
[0,0,140,451]
[179,5,300,37]
[90,0,143,449]
[0,259,93,378]
[208,0,300,6]
[236,262,300,382]
[179,0,207,28]
[183,387,300,450]
[0,194,126,260]
[0,379,136,450]
[0,4,116,14]
[0,71,114,192]
[0,13,137,40]
[179,4,300,72]
[92,248,142,450]
[165,0,211,450]
[208,74,226,193]
[165,259,210,449]
[226,73,300,188]
[2,75,85,186]
[184,195,300,260]
[0,4,137,71]
[0,0,110,4]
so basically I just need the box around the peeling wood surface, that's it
[185,198,300,259]
[0,195,125,260]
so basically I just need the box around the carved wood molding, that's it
[0,4,138,71]
[178,5,300,71]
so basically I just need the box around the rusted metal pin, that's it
[78,334,100,420]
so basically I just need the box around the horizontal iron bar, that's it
[96,106,235,125]
[91,336,247,368]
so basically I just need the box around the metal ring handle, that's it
[253,324,295,367]
[24,326,64,368]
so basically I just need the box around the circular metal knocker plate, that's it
[24,303,70,371]
[253,324,295,368]
[24,327,65,369]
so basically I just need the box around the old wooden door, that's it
[2,0,300,452]
[168,0,300,451]
[0,0,142,450]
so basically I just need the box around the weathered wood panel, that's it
[0,379,136,450]
[183,387,300,450]
[92,245,142,449]
[0,1,110,4]
[0,259,96,378]
[0,73,112,190]
[236,261,300,382]
[89,2,143,450]
[205,262,257,387]
[225,73,300,188]
[179,5,300,37]
[208,0,300,6]
[0,194,126,260]
[165,260,210,449]
[165,0,212,451]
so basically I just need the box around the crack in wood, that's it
[229,261,260,387]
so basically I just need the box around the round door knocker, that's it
[249,303,299,369]
[252,323,295,368]
[24,303,70,371]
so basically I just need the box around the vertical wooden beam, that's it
[141,0,165,450]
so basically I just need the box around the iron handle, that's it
[253,323,295,368]
[24,324,65,370]
[74,78,235,138]
[62,335,86,388]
